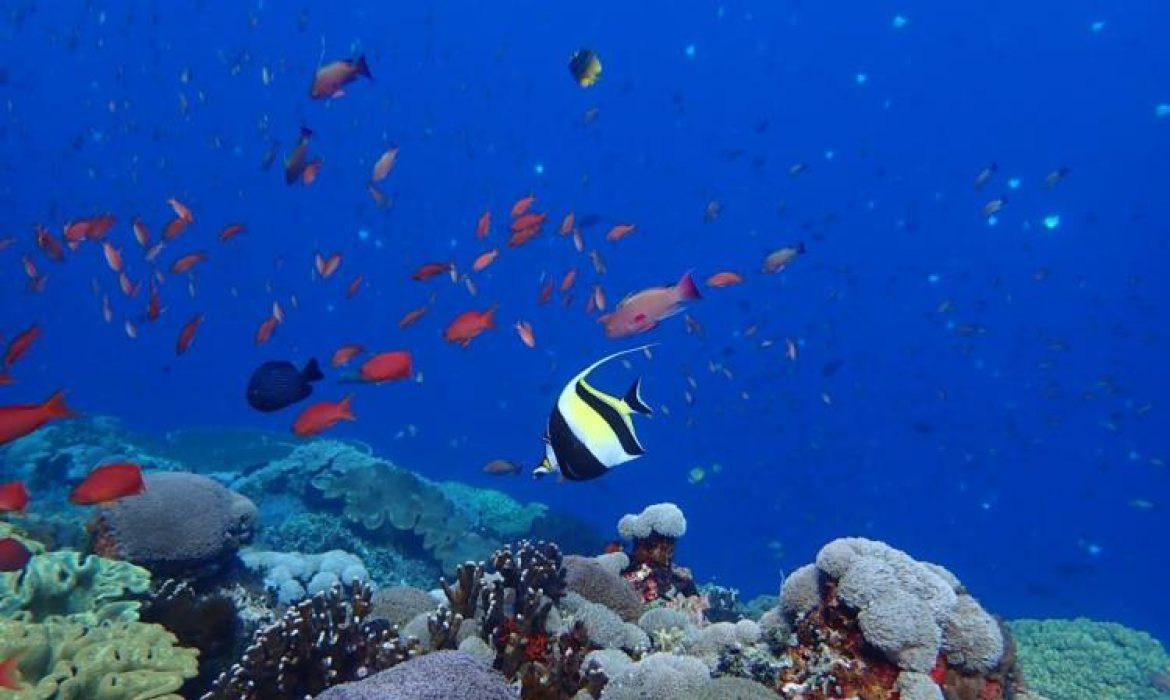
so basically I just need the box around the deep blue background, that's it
[1,1,1167,641]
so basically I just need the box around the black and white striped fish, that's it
[534,346,654,481]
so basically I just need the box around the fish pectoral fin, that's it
[624,378,653,415]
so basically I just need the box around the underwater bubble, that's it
[855,72,868,85]
[1008,177,1021,189]
[1043,214,1061,230]
[1090,20,1106,33]
[534,162,545,175]
[685,44,697,58]
[1156,104,1170,118]
[892,15,908,29]
[927,273,941,285]
[358,228,370,241]
[986,215,999,227]
[824,149,835,160]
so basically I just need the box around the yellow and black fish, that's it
[568,48,602,88]
[534,346,653,481]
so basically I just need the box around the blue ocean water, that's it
[1,0,1167,649]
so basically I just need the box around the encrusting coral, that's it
[240,548,370,605]
[0,550,149,624]
[614,503,698,604]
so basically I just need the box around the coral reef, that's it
[91,472,257,579]
[0,618,199,700]
[313,650,516,700]
[369,585,440,629]
[1010,618,1170,700]
[201,581,423,700]
[564,554,645,623]
[599,652,710,700]
[0,416,179,482]
[615,503,698,604]
[0,550,150,624]
[240,548,370,604]
[438,480,548,539]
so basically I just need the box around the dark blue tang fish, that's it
[247,358,323,413]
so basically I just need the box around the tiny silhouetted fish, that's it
[247,359,323,412]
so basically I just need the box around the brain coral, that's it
[617,503,686,540]
[0,551,149,624]
[96,471,257,577]
[369,586,440,629]
[599,652,710,700]
[0,618,198,700]
[313,650,515,700]
[1009,618,1170,700]
[564,554,645,623]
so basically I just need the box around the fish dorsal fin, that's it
[624,378,652,415]
[571,344,658,386]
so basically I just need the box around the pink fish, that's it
[599,271,701,338]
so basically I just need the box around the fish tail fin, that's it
[43,390,76,419]
[302,358,324,383]
[338,394,356,421]
[624,378,653,415]
[676,271,702,301]
[356,54,373,80]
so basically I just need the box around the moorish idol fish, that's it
[534,345,655,481]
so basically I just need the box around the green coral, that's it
[438,481,547,539]
[1010,618,1170,700]
[0,618,198,700]
[0,551,150,624]
[233,440,376,501]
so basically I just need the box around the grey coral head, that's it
[617,503,687,540]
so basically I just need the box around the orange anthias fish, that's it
[293,396,355,436]
[315,252,342,279]
[347,274,364,299]
[331,344,364,368]
[412,262,453,281]
[560,267,577,292]
[605,224,636,242]
[559,212,575,236]
[284,127,314,184]
[761,242,806,273]
[371,146,399,183]
[132,218,151,247]
[219,223,246,242]
[256,316,278,345]
[0,539,32,573]
[514,321,536,348]
[0,481,29,513]
[102,241,123,273]
[63,215,116,247]
[170,251,208,274]
[537,279,555,305]
[359,351,413,383]
[176,314,204,355]
[511,194,535,218]
[69,463,146,506]
[476,210,491,239]
[35,225,66,261]
[162,217,190,241]
[599,271,702,339]
[399,305,429,329]
[302,159,323,185]
[0,391,75,446]
[4,325,41,368]
[168,197,195,223]
[706,271,744,288]
[310,55,372,99]
[472,249,499,272]
[444,307,497,347]
[508,213,547,247]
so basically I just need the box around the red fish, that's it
[168,197,195,224]
[4,325,41,368]
[559,212,575,236]
[0,481,29,514]
[69,463,146,505]
[476,210,491,239]
[371,146,399,183]
[219,223,246,242]
[170,251,208,274]
[102,241,124,273]
[599,271,702,338]
[315,252,342,279]
[331,344,363,368]
[412,262,453,281]
[706,271,744,287]
[176,314,204,355]
[0,539,32,573]
[132,218,151,247]
[359,351,413,383]
[398,305,428,329]
[511,194,535,218]
[472,249,498,272]
[163,217,190,241]
[310,55,372,99]
[255,316,278,345]
[284,127,314,184]
[605,224,636,242]
[537,280,555,305]
[293,396,355,436]
[118,272,141,298]
[560,267,577,292]
[302,159,323,185]
[514,321,536,348]
[146,279,163,321]
[35,225,66,261]
[0,391,75,446]
[444,307,496,347]
[508,213,547,247]
[64,215,116,247]
[346,274,364,299]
